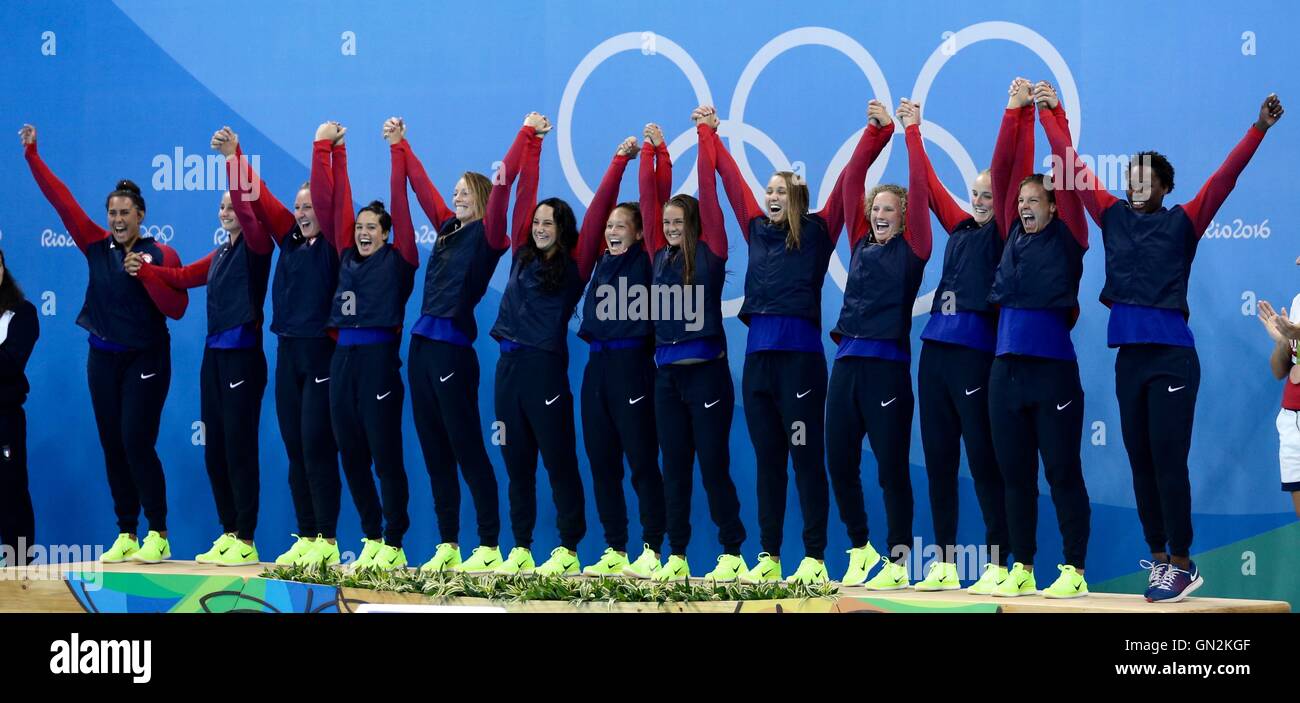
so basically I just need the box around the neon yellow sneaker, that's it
[194,533,237,564]
[1041,564,1088,599]
[622,544,661,579]
[458,546,504,575]
[294,538,340,568]
[213,540,258,567]
[653,555,690,582]
[740,553,781,584]
[420,543,462,573]
[350,538,385,571]
[494,547,535,576]
[535,547,580,577]
[370,544,407,571]
[705,554,748,583]
[787,557,828,585]
[864,558,909,590]
[966,563,1009,595]
[275,535,315,566]
[129,531,170,564]
[915,561,961,591]
[582,548,629,577]
[101,533,139,563]
[991,562,1036,597]
[841,543,881,585]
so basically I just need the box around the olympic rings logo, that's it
[558,23,1081,317]
[143,224,175,243]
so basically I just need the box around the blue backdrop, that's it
[2,1,1297,587]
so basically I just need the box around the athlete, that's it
[824,100,933,590]
[129,128,273,567]
[699,102,890,585]
[0,249,38,568]
[1038,85,1284,603]
[20,124,187,564]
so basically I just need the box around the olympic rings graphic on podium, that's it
[558,23,1081,317]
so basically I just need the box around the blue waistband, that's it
[88,333,133,353]
[587,337,648,353]
[411,314,472,348]
[499,339,539,354]
[996,307,1076,361]
[835,336,910,362]
[655,338,725,366]
[206,322,260,349]
[745,314,823,354]
[337,327,398,347]
[1107,303,1195,348]
[920,310,997,353]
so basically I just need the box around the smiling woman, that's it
[19,123,187,566]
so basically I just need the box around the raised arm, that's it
[398,128,456,232]
[510,114,549,254]
[20,126,108,254]
[655,139,672,203]
[1032,86,1114,227]
[696,121,728,260]
[485,123,539,251]
[576,141,634,283]
[697,107,763,238]
[1034,99,1088,249]
[844,101,896,248]
[385,119,420,268]
[920,130,976,233]
[212,130,274,257]
[640,125,668,257]
[309,124,338,248]
[332,138,355,257]
[900,103,933,261]
[1182,94,1282,236]
[992,80,1034,240]
[821,115,892,245]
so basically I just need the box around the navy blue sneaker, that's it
[1139,559,1169,599]
[1147,560,1202,603]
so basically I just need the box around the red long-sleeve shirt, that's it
[900,124,934,260]
[24,142,188,319]
[575,154,632,284]
[1035,107,1089,249]
[923,108,1034,236]
[694,123,729,260]
[387,141,420,268]
[638,140,672,257]
[841,122,896,249]
[510,130,544,255]
[228,145,298,246]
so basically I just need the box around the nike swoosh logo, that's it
[672,565,684,576]
[796,389,812,399]
[545,395,561,406]
[376,391,392,400]
[965,387,982,396]
[482,559,498,567]
[704,399,720,408]
[1056,401,1072,411]
[628,395,645,405]
[880,397,897,407]
[440,372,455,382]
[759,568,774,578]
[229,380,245,389]
[1168,385,1185,393]
[139,373,156,380]
[315,377,330,384]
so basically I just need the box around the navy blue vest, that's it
[651,243,726,346]
[579,240,655,342]
[832,235,927,343]
[328,244,417,329]
[206,234,273,336]
[739,215,833,326]
[78,236,169,349]
[421,218,507,342]
[988,217,1085,312]
[490,253,584,354]
[270,226,340,338]
[931,217,1005,314]
[1099,203,1195,315]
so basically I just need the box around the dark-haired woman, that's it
[701,102,889,585]
[825,100,933,590]
[319,120,419,572]
[0,249,38,568]
[392,117,534,575]
[488,113,594,577]
[215,126,343,568]
[574,135,666,578]
[20,124,188,564]
[985,79,1091,599]
[645,116,748,583]
[1036,85,1283,603]
[130,127,273,567]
